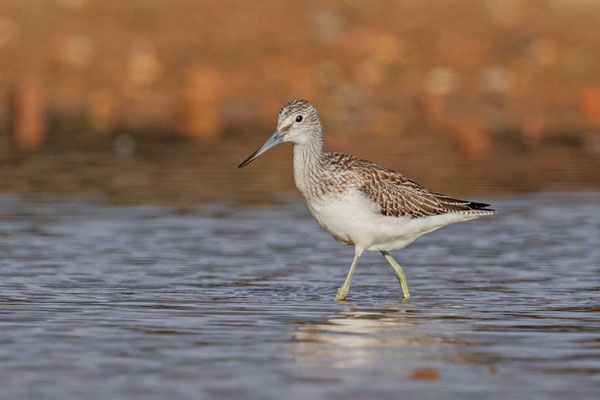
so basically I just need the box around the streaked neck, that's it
[292,137,323,196]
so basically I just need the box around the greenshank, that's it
[239,99,495,301]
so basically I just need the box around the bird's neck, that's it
[292,137,324,197]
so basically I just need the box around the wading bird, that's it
[239,99,495,301]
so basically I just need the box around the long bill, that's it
[238,130,284,168]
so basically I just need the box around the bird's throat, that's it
[292,141,323,196]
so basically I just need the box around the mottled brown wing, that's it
[352,159,491,218]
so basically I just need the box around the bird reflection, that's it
[292,304,496,369]
[293,305,423,367]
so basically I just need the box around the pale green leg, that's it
[335,249,363,301]
[381,250,411,299]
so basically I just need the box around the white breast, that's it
[305,189,478,252]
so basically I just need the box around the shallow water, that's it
[0,192,599,399]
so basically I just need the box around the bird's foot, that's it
[334,287,347,301]
[400,283,411,300]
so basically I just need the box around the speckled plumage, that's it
[280,99,494,221]
[239,99,495,300]
[305,151,494,218]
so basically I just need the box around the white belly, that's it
[305,190,477,252]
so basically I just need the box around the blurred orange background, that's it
[0,0,599,203]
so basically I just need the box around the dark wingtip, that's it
[468,201,495,212]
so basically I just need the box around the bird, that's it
[238,99,495,301]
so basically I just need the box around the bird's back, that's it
[320,152,495,219]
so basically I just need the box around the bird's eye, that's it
[295,115,303,122]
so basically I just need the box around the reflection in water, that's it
[293,305,495,371]
[294,308,416,365]
[0,193,599,400]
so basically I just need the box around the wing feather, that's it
[325,153,495,218]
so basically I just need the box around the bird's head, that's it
[238,99,322,168]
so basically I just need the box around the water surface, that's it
[0,193,599,399]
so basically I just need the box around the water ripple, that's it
[0,192,599,399]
